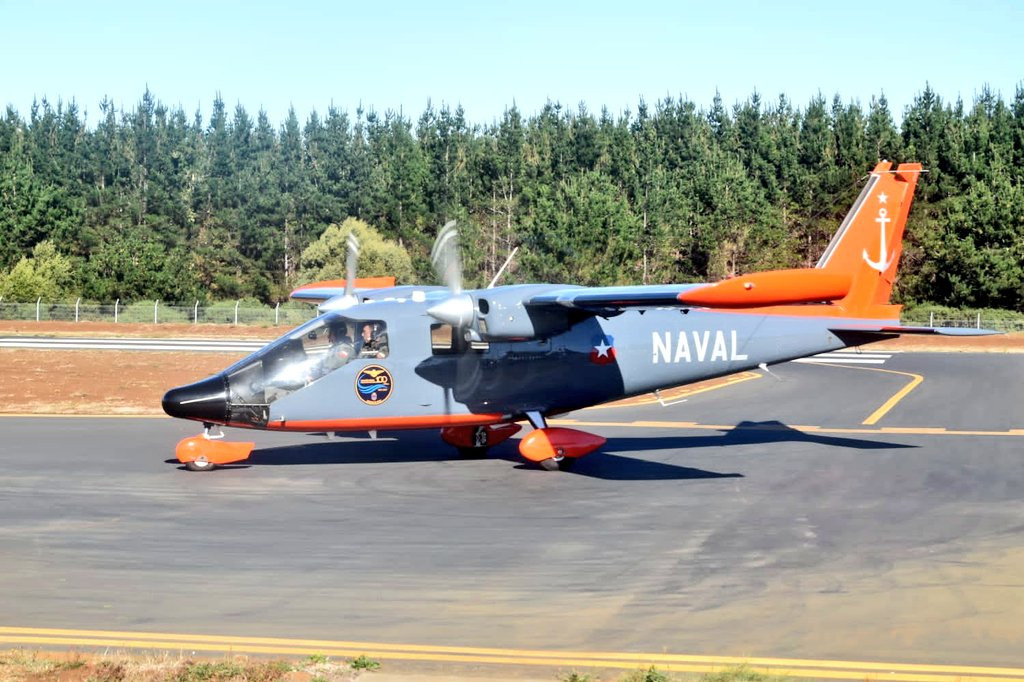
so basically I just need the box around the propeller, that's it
[426,220,475,328]
[430,220,462,294]
[343,232,360,299]
[318,230,361,313]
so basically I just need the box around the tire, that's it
[539,457,573,471]
[185,457,215,472]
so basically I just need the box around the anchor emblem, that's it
[863,207,895,273]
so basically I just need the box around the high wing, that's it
[525,284,706,310]
[290,276,397,304]
[525,269,853,312]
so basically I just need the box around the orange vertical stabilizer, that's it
[814,161,923,318]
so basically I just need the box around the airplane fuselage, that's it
[164,293,880,434]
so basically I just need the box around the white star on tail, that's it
[593,339,612,357]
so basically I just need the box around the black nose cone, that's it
[162,374,229,423]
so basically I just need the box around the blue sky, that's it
[1,0,1021,127]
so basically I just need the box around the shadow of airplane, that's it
[168,419,910,481]
[599,420,917,453]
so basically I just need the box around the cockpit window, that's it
[224,315,389,414]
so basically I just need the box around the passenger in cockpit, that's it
[356,322,388,359]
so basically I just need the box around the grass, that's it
[0,649,340,681]
[620,666,671,682]
[613,664,791,682]
[0,648,791,681]
[348,654,381,671]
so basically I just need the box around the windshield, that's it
[224,315,389,420]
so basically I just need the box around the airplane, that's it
[163,161,994,472]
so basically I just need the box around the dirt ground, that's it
[1,321,1022,416]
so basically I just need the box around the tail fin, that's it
[815,161,922,318]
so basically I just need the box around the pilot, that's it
[356,322,388,359]
[321,325,355,372]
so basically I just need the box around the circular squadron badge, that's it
[355,365,393,405]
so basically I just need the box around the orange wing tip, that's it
[291,276,396,292]
[677,270,852,308]
[441,423,522,449]
[518,427,606,462]
[175,436,254,465]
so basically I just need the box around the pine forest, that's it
[1,85,1022,310]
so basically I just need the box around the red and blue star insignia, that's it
[589,334,616,365]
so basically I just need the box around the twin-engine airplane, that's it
[163,161,991,471]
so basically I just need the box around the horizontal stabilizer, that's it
[831,325,1001,336]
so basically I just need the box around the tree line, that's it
[1,84,1022,309]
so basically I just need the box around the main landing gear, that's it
[442,414,606,471]
[517,411,606,471]
[176,423,255,472]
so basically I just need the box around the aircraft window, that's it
[355,320,389,359]
[318,321,357,373]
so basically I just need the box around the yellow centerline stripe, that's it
[2,628,1024,680]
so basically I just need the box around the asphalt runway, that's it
[2,352,1024,669]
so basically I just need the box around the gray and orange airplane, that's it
[163,162,991,471]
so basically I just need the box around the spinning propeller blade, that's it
[430,220,462,295]
[343,232,360,299]
[427,220,475,329]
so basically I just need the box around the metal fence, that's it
[2,297,1022,332]
[0,298,318,327]
[901,312,1024,333]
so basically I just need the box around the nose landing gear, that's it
[176,424,255,472]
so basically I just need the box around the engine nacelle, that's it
[472,285,574,340]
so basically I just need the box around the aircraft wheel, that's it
[457,446,488,459]
[539,457,573,472]
[185,457,216,472]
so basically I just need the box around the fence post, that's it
[75,298,81,322]
[194,300,199,324]
[234,300,240,325]
[275,301,280,326]
[36,297,41,322]
[154,300,159,324]
[929,311,934,327]
[114,299,119,323]
[977,312,981,329]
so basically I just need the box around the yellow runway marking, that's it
[806,362,924,425]
[1,627,1023,681]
